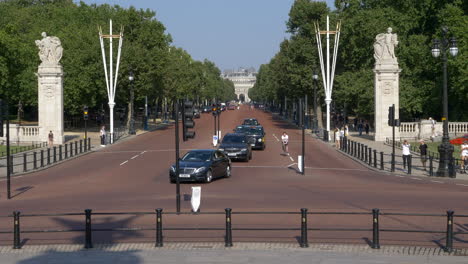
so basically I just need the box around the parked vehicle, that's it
[201,106,212,113]
[193,108,201,118]
[218,133,253,162]
[169,149,231,183]
[234,125,266,150]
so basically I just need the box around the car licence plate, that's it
[227,153,237,157]
[179,174,191,178]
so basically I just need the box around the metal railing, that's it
[1,208,466,252]
[0,142,46,157]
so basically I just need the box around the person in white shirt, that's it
[100,126,106,147]
[281,132,289,154]
[402,140,411,171]
[461,140,468,171]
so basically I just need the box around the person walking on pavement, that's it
[48,130,54,147]
[461,139,468,173]
[419,140,428,171]
[358,120,363,136]
[281,132,289,155]
[100,125,106,147]
[402,140,411,171]
[334,128,340,149]
[365,121,370,135]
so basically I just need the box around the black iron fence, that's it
[0,138,91,175]
[1,208,467,252]
[0,142,47,157]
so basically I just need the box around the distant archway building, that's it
[222,67,256,102]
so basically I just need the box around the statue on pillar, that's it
[373,27,398,64]
[35,32,63,65]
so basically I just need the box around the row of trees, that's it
[249,0,467,122]
[0,0,236,119]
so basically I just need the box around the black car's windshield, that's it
[243,119,259,126]
[181,151,212,162]
[222,135,247,144]
[235,126,264,135]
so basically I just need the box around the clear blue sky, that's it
[79,0,334,71]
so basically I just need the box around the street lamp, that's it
[312,71,319,131]
[431,26,458,178]
[128,69,136,135]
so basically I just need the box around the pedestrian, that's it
[419,140,428,171]
[461,139,468,173]
[344,125,349,137]
[365,121,370,135]
[281,131,289,155]
[48,130,54,147]
[334,128,340,149]
[402,140,411,171]
[100,125,106,147]
[358,120,363,136]
[429,117,436,140]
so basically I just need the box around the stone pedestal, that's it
[37,64,64,144]
[374,63,401,141]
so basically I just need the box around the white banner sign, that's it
[191,186,201,213]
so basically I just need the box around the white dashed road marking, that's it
[289,156,294,162]
[273,134,279,142]
[411,178,422,181]
[431,180,444,184]
[120,160,129,166]
[131,155,139,160]
[456,184,468,187]
[287,163,297,167]
[396,175,405,178]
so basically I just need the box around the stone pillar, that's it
[38,65,64,144]
[373,28,401,142]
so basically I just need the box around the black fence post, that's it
[80,140,83,153]
[357,143,361,159]
[59,145,62,161]
[47,148,51,165]
[53,146,57,163]
[84,139,87,152]
[33,152,37,169]
[225,208,233,247]
[23,153,27,172]
[408,155,412,174]
[70,143,73,157]
[372,208,380,249]
[88,138,91,150]
[364,145,368,163]
[40,150,44,168]
[65,144,68,159]
[362,144,365,161]
[300,208,308,248]
[155,208,163,247]
[445,210,454,253]
[429,156,434,176]
[380,152,384,170]
[373,150,377,168]
[391,153,395,172]
[13,211,21,249]
[350,141,353,156]
[84,209,93,249]
[368,148,372,166]
[75,141,78,155]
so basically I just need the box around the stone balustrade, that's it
[399,121,468,140]
[1,125,42,143]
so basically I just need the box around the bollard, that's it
[84,139,87,152]
[300,208,309,248]
[391,153,395,172]
[373,150,377,168]
[225,208,233,247]
[155,208,163,247]
[380,152,384,170]
[88,138,91,151]
[23,153,27,172]
[350,141,354,156]
[408,155,412,174]
[59,145,62,161]
[75,141,78,155]
[84,209,93,249]
[53,146,57,163]
[13,211,21,249]
[47,148,51,165]
[429,156,434,176]
[33,152,37,169]
[70,143,73,157]
[65,144,68,159]
[371,208,380,249]
[362,144,365,161]
[357,143,361,159]
[40,150,44,167]
[445,210,454,253]
[80,140,83,153]
[365,146,368,163]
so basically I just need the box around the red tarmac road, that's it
[0,105,467,247]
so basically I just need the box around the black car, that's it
[218,133,253,162]
[201,106,212,113]
[169,149,231,183]
[193,108,201,118]
[234,125,266,150]
[242,118,260,126]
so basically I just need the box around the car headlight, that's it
[194,167,207,173]
[219,148,224,151]
[258,138,262,142]
[241,148,247,152]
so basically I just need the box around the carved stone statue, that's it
[373,27,398,64]
[35,32,63,65]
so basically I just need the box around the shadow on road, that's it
[11,186,34,199]
[16,249,142,264]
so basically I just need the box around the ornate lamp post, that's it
[128,69,136,135]
[431,26,458,177]
[312,71,319,131]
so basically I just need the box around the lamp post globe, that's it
[431,26,458,178]
[129,70,136,135]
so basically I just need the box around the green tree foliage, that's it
[0,0,230,117]
[251,0,467,121]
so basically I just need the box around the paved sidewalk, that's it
[0,243,467,264]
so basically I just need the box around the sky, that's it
[79,0,334,71]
